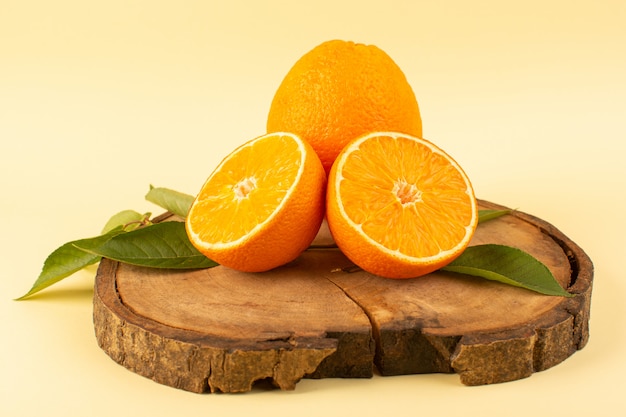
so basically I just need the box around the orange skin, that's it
[267,40,422,175]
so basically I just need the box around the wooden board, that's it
[93,200,593,393]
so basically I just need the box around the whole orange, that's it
[266,40,422,174]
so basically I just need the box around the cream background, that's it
[1,1,625,415]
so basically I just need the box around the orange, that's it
[326,132,478,279]
[267,40,422,174]
[185,132,326,272]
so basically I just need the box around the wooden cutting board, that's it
[93,200,593,393]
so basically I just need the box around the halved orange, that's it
[326,132,478,279]
[185,132,326,272]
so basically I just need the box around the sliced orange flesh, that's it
[188,134,302,248]
[334,132,477,262]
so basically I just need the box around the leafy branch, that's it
[15,187,572,300]
[15,186,201,300]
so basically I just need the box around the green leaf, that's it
[441,244,572,297]
[478,209,511,223]
[15,228,124,300]
[74,221,218,269]
[145,185,195,218]
[101,210,151,234]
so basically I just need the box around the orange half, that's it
[326,132,478,278]
[186,132,326,272]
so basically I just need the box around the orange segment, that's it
[326,132,478,279]
[186,132,326,272]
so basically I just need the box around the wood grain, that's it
[93,200,593,392]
